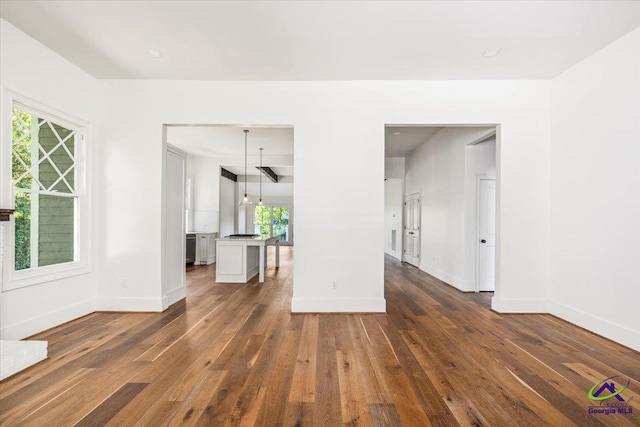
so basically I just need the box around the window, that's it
[4,97,88,288]
[254,205,291,244]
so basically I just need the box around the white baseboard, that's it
[550,300,640,351]
[96,296,165,312]
[167,288,186,307]
[291,297,386,313]
[0,298,95,340]
[384,250,401,261]
[421,264,473,292]
[0,340,48,380]
[491,297,550,313]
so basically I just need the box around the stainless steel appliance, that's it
[186,233,196,264]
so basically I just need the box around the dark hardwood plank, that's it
[74,382,148,427]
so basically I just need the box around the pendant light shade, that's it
[258,148,264,206]
[239,129,252,206]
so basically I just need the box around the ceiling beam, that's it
[256,166,279,183]
[221,168,238,182]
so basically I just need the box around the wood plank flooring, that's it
[1,248,638,426]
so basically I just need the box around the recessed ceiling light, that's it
[393,132,401,136]
[482,48,500,58]
[148,48,163,58]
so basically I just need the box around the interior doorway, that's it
[385,124,499,297]
[403,193,421,267]
[161,125,294,305]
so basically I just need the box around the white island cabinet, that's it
[215,235,280,283]
[195,232,218,265]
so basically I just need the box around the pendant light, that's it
[258,148,264,206]
[239,129,251,206]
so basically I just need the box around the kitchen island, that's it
[215,235,280,283]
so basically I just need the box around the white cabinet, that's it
[195,232,217,265]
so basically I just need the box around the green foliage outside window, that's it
[12,110,32,270]
[254,206,289,241]
[272,207,289,239]
[254,206,271,237]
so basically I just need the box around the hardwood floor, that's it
[1,248,638,426]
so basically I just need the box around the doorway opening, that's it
[384,124,499,295]
[161,124,294,306]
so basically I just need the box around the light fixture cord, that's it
[259,148,263,201]
[244,130,248,196]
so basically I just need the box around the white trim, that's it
[29,117,40,268]
[2,90,91,291]
[0,297,95,340]
[161,137,187,309]
[550,301,640,352]
[291,297,386,313]
[96,297,165,312]
[10,188,78,197]
[493,125,502,310]
[167,287,186,307]
[420,263,474,292]
[491,297,549,313]
[0,340,48,381]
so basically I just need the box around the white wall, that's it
[385,157,405,179]
[405,128,495,291]
[189,156,221,213]
[239,176,295,201]
[0,20,101,338]
[550,28,640,350]
[96,79,551,315]
[186,156,221,232]
[384,157,405,259]
[384,179,403,260]
[219,175,236,237]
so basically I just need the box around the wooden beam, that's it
[220,168,238,182]
[256,166,279,183]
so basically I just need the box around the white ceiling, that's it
[385,127,443,157]
[167,126,293,157]
[1,1,638,80]
[166,125,294,176]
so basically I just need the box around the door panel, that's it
[165,150,185,295]
[403,193,420,267]
[478,179,496,291]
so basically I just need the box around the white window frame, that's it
[1,90,91,291]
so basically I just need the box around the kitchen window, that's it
[254,205,292,244]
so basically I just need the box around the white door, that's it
[403,193,421,267]
[164,147,186,300]
[478,179,496,291]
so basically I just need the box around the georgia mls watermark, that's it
[587,376,634,416]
